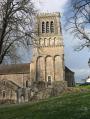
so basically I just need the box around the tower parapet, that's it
[37,12,61,17]
[35,12,63,47]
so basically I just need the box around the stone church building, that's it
[0,12,75,104]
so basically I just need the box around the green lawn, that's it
[0,92,90,119]
[79,85,90,89]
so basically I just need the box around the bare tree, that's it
[0,0,37,64]
[65,0,90,50]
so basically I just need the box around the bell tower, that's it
[35,12,64,83]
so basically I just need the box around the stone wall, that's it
[0,79,18,104]
[0,73,30,88]
[27,81,67,101]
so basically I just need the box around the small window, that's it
[3,80,6,85]
[2,91,6,98]
[46,21,49,33]
[42,22,45,33]
[10,90,13,98]
[26,80,28,87]
[50,21,54,33]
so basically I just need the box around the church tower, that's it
[34,12,64,83]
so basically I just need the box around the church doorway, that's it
[47,76,52,85]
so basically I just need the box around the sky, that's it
[33,0,68,12]
[32,0,90,83]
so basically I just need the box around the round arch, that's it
[45,56,54,82]
[54,55,63,81]
[36,56,45,81]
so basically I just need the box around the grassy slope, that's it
[78,85,90,89]
[0,92,90,119]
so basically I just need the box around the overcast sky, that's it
[32,0,90,83]
[33,0,68,12]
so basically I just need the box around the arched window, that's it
[42,22,45,33]
[46,21,49,33]
[50,21,54,33]
[50,38,54,46]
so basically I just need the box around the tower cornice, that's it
[36,12,61,18]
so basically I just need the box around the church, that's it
[0,12,75,104]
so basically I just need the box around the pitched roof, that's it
[65,66,74,73]
[0,63,30,75]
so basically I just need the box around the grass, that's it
[0,92,90,119]
[78,85,90,89]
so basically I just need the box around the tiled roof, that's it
[0,63,30,74]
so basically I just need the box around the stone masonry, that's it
[0,12,75,104]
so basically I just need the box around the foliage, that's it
[0,0,36,64]
[65,0,90,51]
